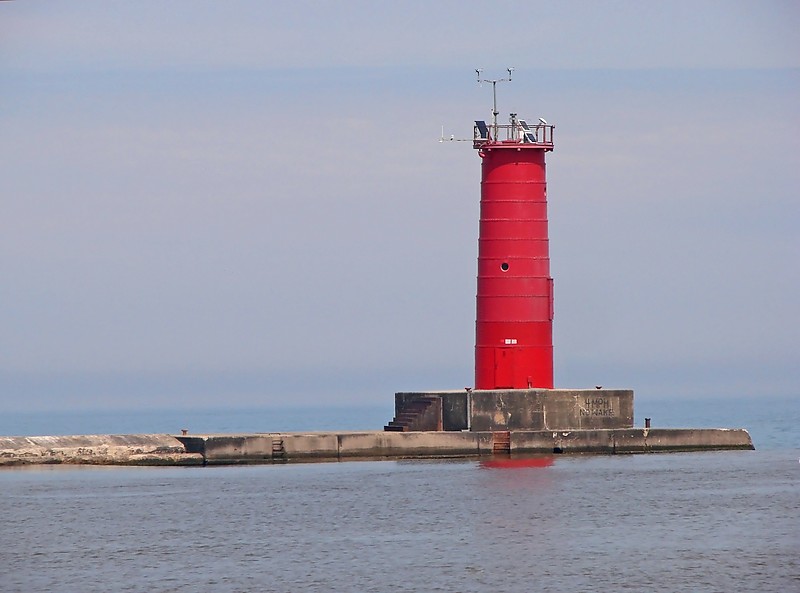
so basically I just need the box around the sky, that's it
[1,1,798,412]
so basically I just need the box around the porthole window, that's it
[500,262,509,272]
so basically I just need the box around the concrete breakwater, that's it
[0,434,204,467]
[0,428,753,467]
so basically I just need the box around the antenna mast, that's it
[475,67,514,136]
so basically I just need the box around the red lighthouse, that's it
[385,72,657,439]
[385,72,637,435]
[473,72,555,389]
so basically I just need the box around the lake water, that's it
[1,396,798,592]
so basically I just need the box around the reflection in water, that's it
[479,456,554,470]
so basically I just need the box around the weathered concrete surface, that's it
[397,388,634,431]
[386,396,443,431]
[0,434,203,466]
[337,431,492,458]
[176,431,494,464]
[178,433,343,464]
[611,428,754,453]
[511,428,753,453]
[0,428,753,467]
[512,428,615,453]
[470,389,634,431]
[179,435,274,464]
[177,427,751,464]
[283,434,340,459]
[395,391,468,431]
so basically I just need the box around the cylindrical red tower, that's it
[473,117,555,389]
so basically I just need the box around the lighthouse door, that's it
[494,347,515,389]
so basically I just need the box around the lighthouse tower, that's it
[385,71,634,435]
[472,73,555,390]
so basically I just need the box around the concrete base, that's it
[393,388,634,431]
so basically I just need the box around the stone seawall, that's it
[0,428,753,467]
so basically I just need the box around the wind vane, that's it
[475,67,514,131]
[439,67,516,143]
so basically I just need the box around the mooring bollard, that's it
[181,429,188,435]
[645,418,651,429]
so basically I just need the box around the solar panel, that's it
[519,119,537,142]
[475,120,489,139]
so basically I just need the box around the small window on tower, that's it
[500,262,509,272]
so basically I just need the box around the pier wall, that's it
[0,429,753,467]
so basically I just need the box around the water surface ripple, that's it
[2,449,798,592]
